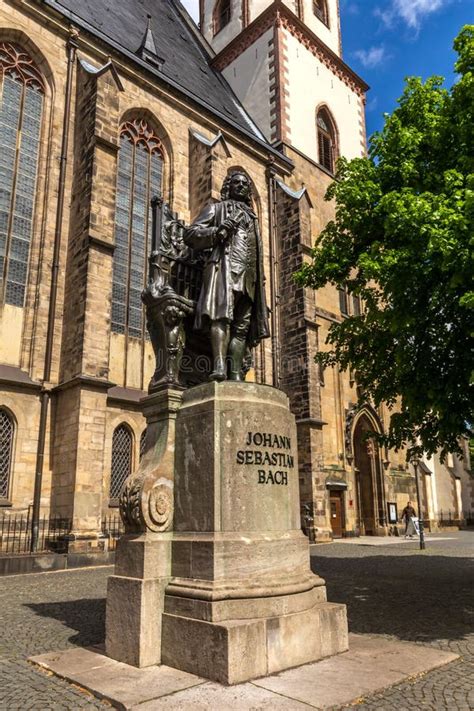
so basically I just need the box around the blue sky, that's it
[181,0,473,138]
[339,0,473,136]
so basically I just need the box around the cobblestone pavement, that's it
[0,566,111,709]
[311,531,474,710]
[0,532,472,709]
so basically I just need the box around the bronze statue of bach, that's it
[184,171,270,381]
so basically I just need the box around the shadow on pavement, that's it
[311,553,474,644]
[26,598,105,647]
[24,553,473,650]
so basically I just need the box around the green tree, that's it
[296,26,474,461]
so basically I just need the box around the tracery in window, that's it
[317,108,337,173]
[0,42,45,307]
[109,424,133,501]
[112,119,164,338]
[313,0,329,25]
[0,408,14,499]
[213,0,231,35]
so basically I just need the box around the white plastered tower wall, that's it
[219,22,363,154]
[283,29,365,160]
[297,0,341,55]
[201,0,342,56]
[204,0,365,156]
[200,0,242,54]
[221,28,274,140]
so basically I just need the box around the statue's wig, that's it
[221,170,253,206]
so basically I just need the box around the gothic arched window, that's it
[0,42,45,307]
[112,119,164,339]
[213,0,231,35]
[313,0,329,25]
[109,423,133,501]
[317,108,337,173]
[0,408,15,500]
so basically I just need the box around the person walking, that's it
[401,501,417,538]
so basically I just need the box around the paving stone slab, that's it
[29,633,458,710]
[133,681,314,710]
[30,647,205,710]
[252,633,459,709]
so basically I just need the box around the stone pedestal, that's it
[161,382,348,684]
[106,388,183,668]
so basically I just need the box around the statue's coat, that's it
[184,199,270,346]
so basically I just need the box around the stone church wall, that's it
[0,1,281,532]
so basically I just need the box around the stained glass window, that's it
[109,424,133,501]
[0,408,14,499]
[112,119,163,338]
[0,42,45,307]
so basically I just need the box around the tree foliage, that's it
[296,26,474,461]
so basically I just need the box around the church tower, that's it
[201,0,368,165]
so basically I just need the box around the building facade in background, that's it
[0,0,471,549]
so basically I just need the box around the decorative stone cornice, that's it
[78,57,124,91]
[0,365,41,392]
[52,375,115,393]
[212,0,369,96]
[189,127,230,154]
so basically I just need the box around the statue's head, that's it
[221,171,252,205]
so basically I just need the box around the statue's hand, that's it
[216,217,239,241]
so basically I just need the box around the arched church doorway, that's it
[353,413,386,535]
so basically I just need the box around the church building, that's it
[0,0,471,550]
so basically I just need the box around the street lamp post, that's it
[413,458,426,551]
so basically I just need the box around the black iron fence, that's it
[101,514,124,551]
[464,511,474,527]
[0,512,126,556]
[0,513,71,555]
[435,510,474,528]
[436,510,461,527]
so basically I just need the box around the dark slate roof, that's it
[44,0,282,154]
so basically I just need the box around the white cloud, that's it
[354,45,389,68]
[376,0,449,31]
[341,1,360,14]
[366,97,378,112]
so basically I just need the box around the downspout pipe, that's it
[266,162,280,388]
[31,35,78,552]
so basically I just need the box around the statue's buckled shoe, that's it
[210,358,226,381]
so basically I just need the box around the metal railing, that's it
[435,509,474,527]
[436,509,461,527]
[101,514,124,551]
[0,512,71,555]
[463,511,474,527]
